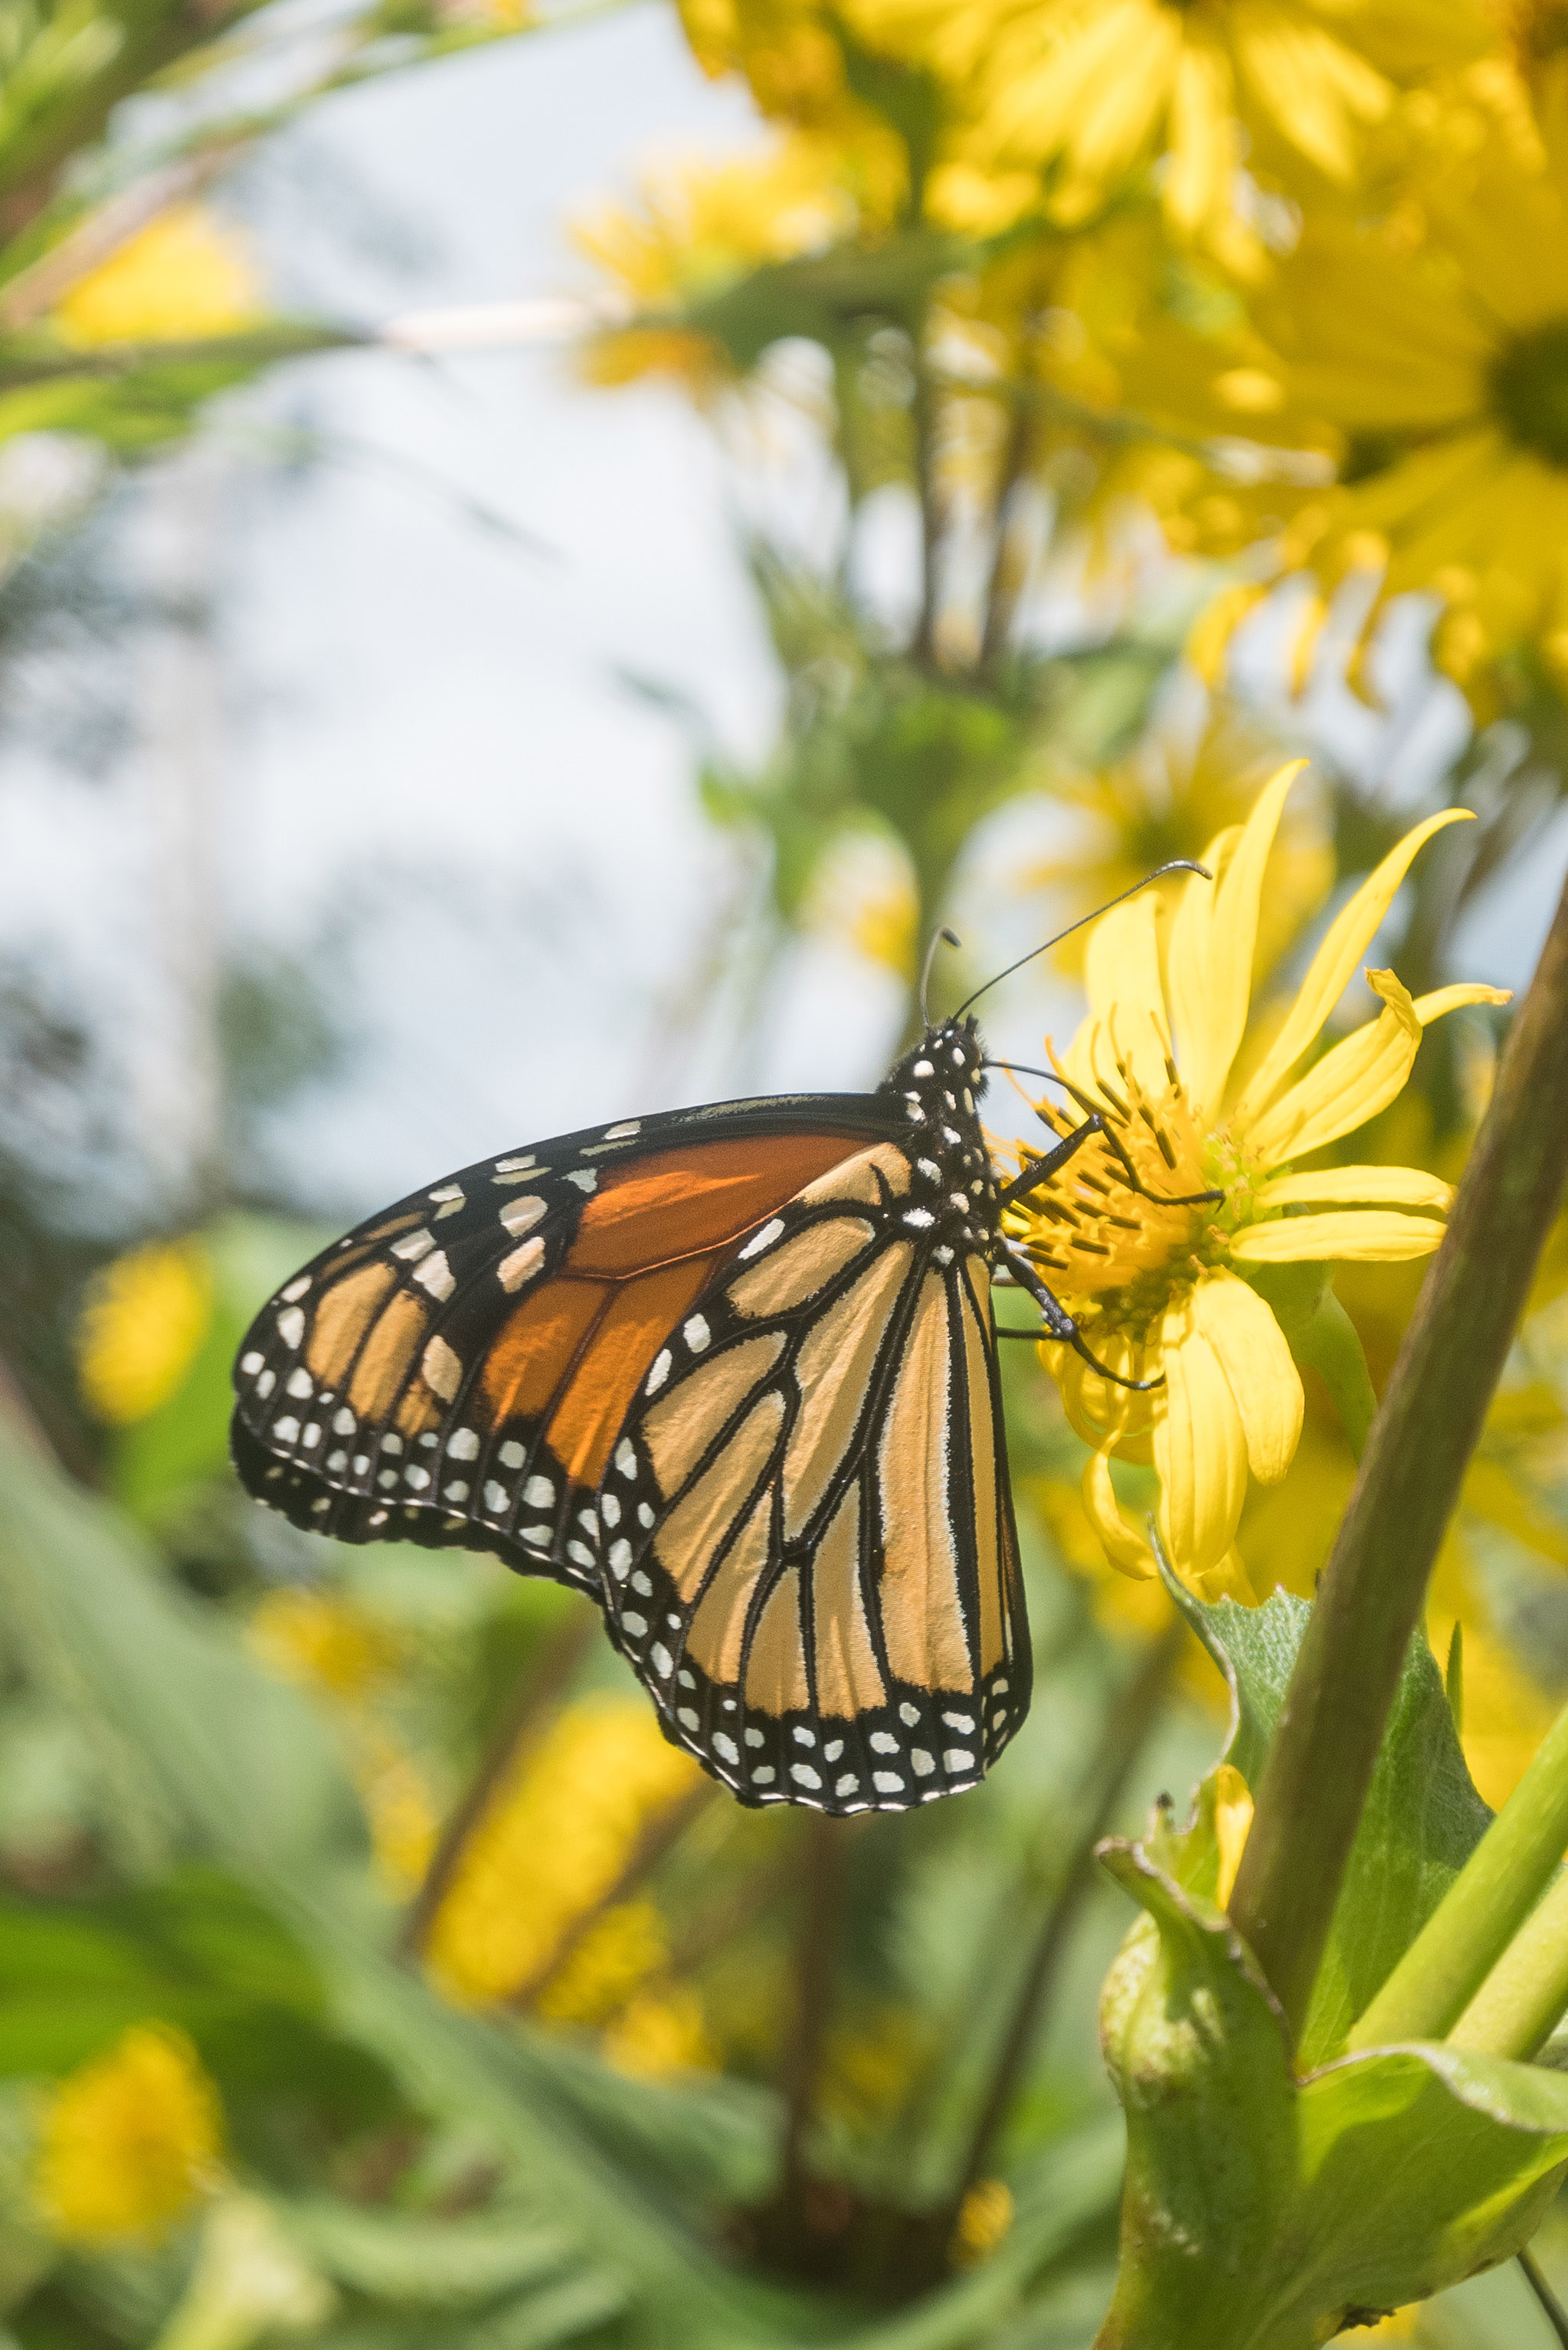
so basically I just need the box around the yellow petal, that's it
[1154,1303,1249,1575]
[1082,892,1171,1101]
[1232,810,1476,1132]
[1413,983,1513,1022]
[1246,968,1420,1164]
[1082,1448,1156,1578]
[1165,836,1228,1097]
[1213,1762,1255,1907]
[1252,1166,1453,1213]
[1229,1209,1444,1263]
[1192,1546,1256,1604]
[1178,763,1304,1126]
[1165,32,1232,238]
[1192,1266,1303,1485]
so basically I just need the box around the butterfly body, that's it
[231,1015,1033,1815]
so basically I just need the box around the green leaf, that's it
[1245,1264,1378,1458]
[1167,1569,1494,2064]
[0,1420,368,1884]
[274,2201,584,2308]
[1095,1841,1568,2349]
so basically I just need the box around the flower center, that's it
[1002,1074,1219,1324]
[1490,317,1568,469]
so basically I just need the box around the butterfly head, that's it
[881,1014,987,1118]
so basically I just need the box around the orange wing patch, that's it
[232,1114,877,1601]
[600,1130,1030,1815]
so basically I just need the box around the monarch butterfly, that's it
[231,866,1210,1817]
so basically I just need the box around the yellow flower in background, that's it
[600,1985,717,2079]
[248,1588,403,1703]
[1024,711,1333,980]
[79,1239,211,1425]
[856,0,1488,270]
[953,2177,1014,2263]
[1006,763,1509,1587]
[1163,87,1568,714]
[535,1899,669,2027]
[574,139,856,392]
[56,206,264,346]
[426,1696,701,2004]
[34,2025,224,2244]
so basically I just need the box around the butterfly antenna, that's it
[920,926,962,1029]
[954,862,1212,1019]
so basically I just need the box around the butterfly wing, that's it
[597,1139,1031,1812]
[230,1098,899,1595]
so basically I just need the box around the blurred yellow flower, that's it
[1169,89,1568,713]
[1024,713,1332,981]
[426,1696,700,2004]
[34,2025,224,2244]
[248,1588,403,1703]
[953,2176,1013,2263]
[858,0,1488,269]
[56,206,264,347]
[600,1985,717,2079]
[574,139,855,393]
[535,1899,669,2027]
[79,1238,211,1425]
[1007,766,1508,1585]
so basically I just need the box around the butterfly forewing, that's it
[231,1105,890,1592]
[597,1130,1031,1814]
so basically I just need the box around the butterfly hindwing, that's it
[597,1129,1031,1814]
[230,1101,894,1592]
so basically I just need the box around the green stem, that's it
[1347,1693,1568,2049]
[1447,1864,1568,2061]
[1228,868,1568,2041]
[1520,2247,1568,2348]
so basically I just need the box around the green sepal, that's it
[1243,1259,1379,1458]
[1095,1840,1568,2350]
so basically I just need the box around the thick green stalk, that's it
[1229,870,1568,2039]
[1447,1867,1568,2062]
[1347,1694,1568,2049]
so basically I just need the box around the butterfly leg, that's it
[996,1238,1162,1392]
[994,1109,1110,1212]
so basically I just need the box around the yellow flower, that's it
[953,2177,1013,2263]
[535,1899,669,2027]
[79,1239,211,1425]
[1154,91,1568,714]
[247,1589,403,1703]
[1006,764,1509,1585]
[425,1696,700,2004]
[1023,712,1333,982]
[574,139,857,394]
[854,0,1488,268]
[34,2025,224,2244]
[600,1986,717,2079]
[56,206,264,346]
